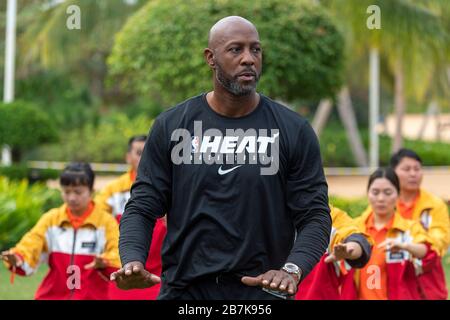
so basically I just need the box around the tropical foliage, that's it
[0,177,62,251]
[108,0,345,106]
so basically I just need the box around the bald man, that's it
[112,16,331,300]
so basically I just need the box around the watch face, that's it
[284,263,299,273]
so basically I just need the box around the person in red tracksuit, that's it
[95,135,167,299]
[390,149,449,299]
[341,168,437,300]
[1,163,120,300]
[295,205,372,300]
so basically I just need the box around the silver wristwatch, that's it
[281,262,301,282]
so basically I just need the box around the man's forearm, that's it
[119,211,155,266]
[287,210,331,281]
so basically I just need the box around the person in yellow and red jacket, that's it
[95,135,167,300]
[340,168,436,300]
[1,163,120,300]
[390,148,449,300]
[295,205,372,300]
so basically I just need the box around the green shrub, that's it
[28,168,61,183]
[0,177,62,251]
[15,70,95,130]
[0,166,29,181]
[108,0,345,106]
[320,124,450,167]
[0,165,59,182]
[0,101,59,162]
[27,112,153,163]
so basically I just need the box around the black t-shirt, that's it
[120,93,331,296]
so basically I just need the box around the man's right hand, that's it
[110,261,161,290]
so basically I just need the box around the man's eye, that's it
[252,47,261,53]
[230,47,240,53]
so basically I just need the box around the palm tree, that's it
[14,0,146,103]
[320,0,448,165]
[379,0,448,152]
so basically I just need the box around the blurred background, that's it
[0,0,449,298]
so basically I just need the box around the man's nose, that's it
[241,48,255,65]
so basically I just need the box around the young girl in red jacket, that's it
[1,163,120,300]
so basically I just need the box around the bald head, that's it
[208,16,259,49]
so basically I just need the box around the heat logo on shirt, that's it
[171,121,279,175]
[191,135,200,153]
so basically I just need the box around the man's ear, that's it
[204,48,215,69]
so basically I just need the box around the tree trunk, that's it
[369,47,380,169]
[447,66,450,84]
[311,99,333,137]
[1,145,12,166]
[417,101,437,140]
[392,59,405,153]
[434,102,441,142]
[337,87,368,167]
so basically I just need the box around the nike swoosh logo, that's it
[218,165,242,175]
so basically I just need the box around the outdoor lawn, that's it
[0,264,48,299]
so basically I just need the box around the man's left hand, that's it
[241,269,300,296]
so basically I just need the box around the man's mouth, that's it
[237,71,256,81]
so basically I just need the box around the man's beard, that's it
[215,61,260,96]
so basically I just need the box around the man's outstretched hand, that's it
[110,261,161,290]
[241,269,300,296]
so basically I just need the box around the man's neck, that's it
[206,89,259,118]
[399,189,420,205]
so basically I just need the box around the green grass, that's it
[444,254,450,299]
[0,264,48,300]
[0,257,449,299]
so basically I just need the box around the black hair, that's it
[128,135,147,152]
[390,148,422,169]
[60,162,95,191]
[367,167,400,194]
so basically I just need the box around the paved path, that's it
[48,170,449,201]
[327,170,449,200]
